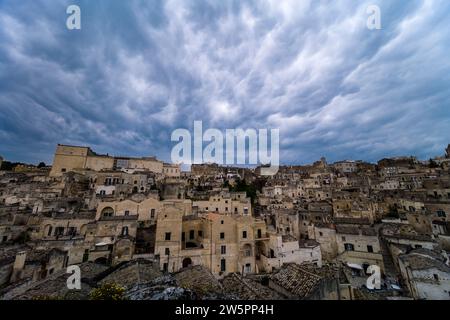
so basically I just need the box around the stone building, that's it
[49,144,164,177]
[335,225,384,272]
[155,208,267,276]
[398,248,450,300]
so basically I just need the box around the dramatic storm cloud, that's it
[0,0,449,165]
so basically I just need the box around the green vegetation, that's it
[387,205,399,219]
[89,283,127,300]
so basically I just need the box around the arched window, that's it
[121,226,129,236]
[101,207,114,218]
[344,243,355,251]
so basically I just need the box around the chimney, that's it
[10,251,27,282]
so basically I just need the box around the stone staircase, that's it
[380,238,397,277]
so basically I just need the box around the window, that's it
[244,207,249,215]
[182,232,185,241]
[189,230,195,240]
[245,263,251,273]
[101,207,114,218]
[165,232,171,241]
[367,245,373,253]
[47,226,53,236]
[221,220,224,224]
[121,226,129,236]
[198,230,203,237]
[433,274,439,281]
[319,232,323,236]
[220,232,225,240]
[124,210,130,216]
[61,168,66,172]
[257,229,262,238]
[68,227,77,236]
[342,236,346,241]
[242,231,247,239]
[220,259,226,272]
[437,210,446,218]
[234,208,238,213]
[165,248,170,255]
[216,208,219,212]
[55,227,64,236]
[344,243,354,251]
[221,245,226,254]
[150,209,155,219]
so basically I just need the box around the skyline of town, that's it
[1,142,450,170]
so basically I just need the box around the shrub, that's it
[89,283,127,300]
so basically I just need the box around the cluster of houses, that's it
[0,144,449,300]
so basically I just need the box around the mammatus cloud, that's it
[0,0,449,165]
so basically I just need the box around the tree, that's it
[230,179,257,204]
[387,205,399,219]
[0,161,14,171]
[13,231,30,244]
[89,283,127,300]
[429,158,439,168]
[37,162,46,168]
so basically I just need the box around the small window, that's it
[198,230,203,237]
[367,245,373,253]
[344,243,354,251]
[221,245,226,254]
[150,209,155,218]
[433,274,439,281]
[221,220,224,224]
[319,232,323,236]
[124,210,130,216]
[165,232,171,241]
[61,168,66,172]
[165,248,170,255]
[189,230,195,240]
[242,231,247,239]
[342,236,346,241]
[220,232,225,240]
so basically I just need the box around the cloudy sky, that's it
[0,0,449,166]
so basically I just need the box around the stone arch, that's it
[101,207,114,217]
[80,224,88,236]
[255,241,267,258]
[243,244,253,257]
[182,257,192,268]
